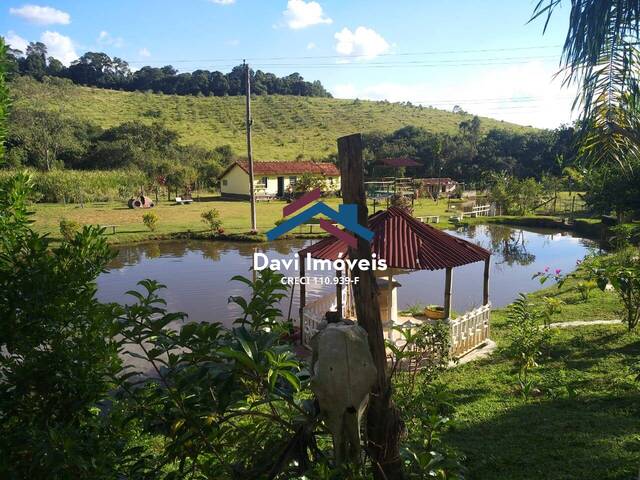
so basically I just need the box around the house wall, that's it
[220,164,342,198]
[220,164,250,196]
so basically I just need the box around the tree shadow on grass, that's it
[446,393,640,480]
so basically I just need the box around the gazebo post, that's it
[299,260,306,345]
[387,272,394,323]
[336,267,343,319]
[483,258,490,305]
[444,267,453,319]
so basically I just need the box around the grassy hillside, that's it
[12,77,534,160]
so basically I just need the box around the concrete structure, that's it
[219,160,341,200]
[420,177,459,196]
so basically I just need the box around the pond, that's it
[97,224,599,327]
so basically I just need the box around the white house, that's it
[219,160,341,200]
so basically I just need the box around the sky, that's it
[0,1,577,129]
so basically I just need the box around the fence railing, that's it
[449,303,491,357]
[301,286,353,347]
[303,291,491,359]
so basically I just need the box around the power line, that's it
[125,44,563,64]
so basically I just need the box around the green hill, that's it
[11,77,535,160]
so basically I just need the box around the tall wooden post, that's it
[483,258,490,305]
[444,267,453,319]
[245,60,257,232]
[336,268,343,319]
[338,133,404,480]
[299,259,306,344]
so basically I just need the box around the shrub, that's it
[142,211,158,231]
[200,208,222,233]
[576,280,597,302]
[0,172,129,477]
[116,271,309,478]
[291,173,326,196]
[590,247,640,330]
[59,218,81,241]
[505,294,551,399]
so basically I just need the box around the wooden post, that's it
[299,259,306,345]
[245,60,257,232]
[483,258,490,306]
[338,133,403,480]
[336,268,343,319]
[444,267,453,319]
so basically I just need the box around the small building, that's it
[219,160,341,200]
[420,177,459,196]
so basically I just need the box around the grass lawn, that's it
[440,263,640,480]
[31,196,461,243]
[13,77,532,160]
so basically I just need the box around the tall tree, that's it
[532,1,640,174]
[0,36,10,164]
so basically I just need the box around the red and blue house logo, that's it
[266,188,374,247]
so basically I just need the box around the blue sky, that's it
[1,1,575,128]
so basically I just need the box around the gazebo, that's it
[297,207,492,357]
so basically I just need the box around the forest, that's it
[6,41,332,97]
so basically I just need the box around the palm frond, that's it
[532,0,640,173]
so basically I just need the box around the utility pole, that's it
[245,60,257,232]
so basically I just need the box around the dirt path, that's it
[549,319,622,328]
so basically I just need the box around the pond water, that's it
[97,225,599,327]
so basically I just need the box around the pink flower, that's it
[544,267,550,273]
[555,269,562,275]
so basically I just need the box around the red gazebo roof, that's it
[299,207,490,270]
[378,157,421,168]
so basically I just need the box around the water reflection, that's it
[97,225,597,327]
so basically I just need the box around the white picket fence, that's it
[302,290,491,358]
[301,286,353,347]
[449,303,491,357]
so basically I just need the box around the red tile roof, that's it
[220,160,340,179]
[299,206,490,270]
[378,157,421,168]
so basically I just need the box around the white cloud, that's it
[334,26,389,59]
[40,30,77,65]
[5,30,28,52]
[283,0,332,30]
[209,0,235,4]
[331,61,577,129]
[9,4,70,25]
[97,30,125,48]
[306,42,316,50]
[138,47,151,58]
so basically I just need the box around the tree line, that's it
[6,41,332,98]
[362,117,577,183]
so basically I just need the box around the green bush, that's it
[0,172,129,477]
[200,208,222,233]
[504,294,551,400]
[142,211,158,231]
[590,247,640,330]
[59,218,81,241]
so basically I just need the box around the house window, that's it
[257,177,268,188]
[222,179,228,186]
[289,176,297,185]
